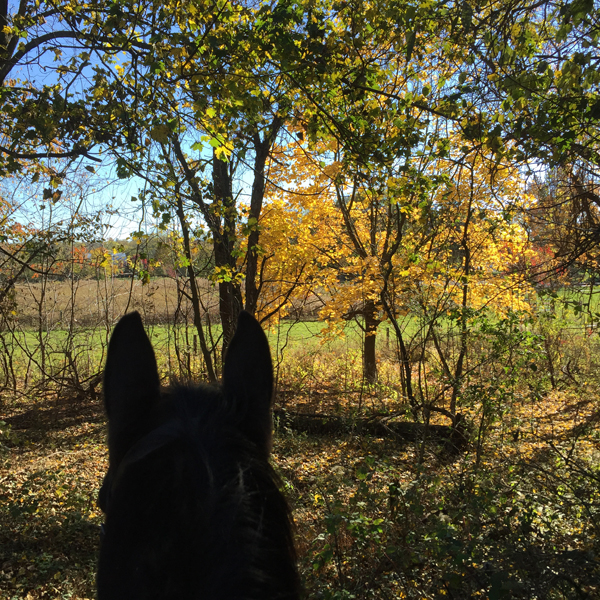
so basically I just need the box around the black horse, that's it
[97,311,300,600]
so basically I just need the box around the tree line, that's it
[0,0,598,413]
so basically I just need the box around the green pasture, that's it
[0,318,398,366]
[0,319,377,388]
[0,287,595,394]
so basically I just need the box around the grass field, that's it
[0,304,407,405]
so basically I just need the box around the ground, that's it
[1,380,598,599]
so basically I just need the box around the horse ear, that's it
[104,312,160,464]
[223,311,274,454]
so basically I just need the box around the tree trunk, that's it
[174,191,217,382]
[451,171,475,415]
[213,153,243,361]
[363,301,380,384]
[245,118,282,316]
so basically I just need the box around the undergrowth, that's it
[1,316,599,599]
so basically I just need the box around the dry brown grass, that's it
[11,277,219,327]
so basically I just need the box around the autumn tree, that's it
[414,1,600,277]
[3,0,596,366]
[75,0,343,371]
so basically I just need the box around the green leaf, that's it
[406,30,416,62]
[461,2,473,33]
[150,124,171,144]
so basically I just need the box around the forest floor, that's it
[1,377,599,599]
